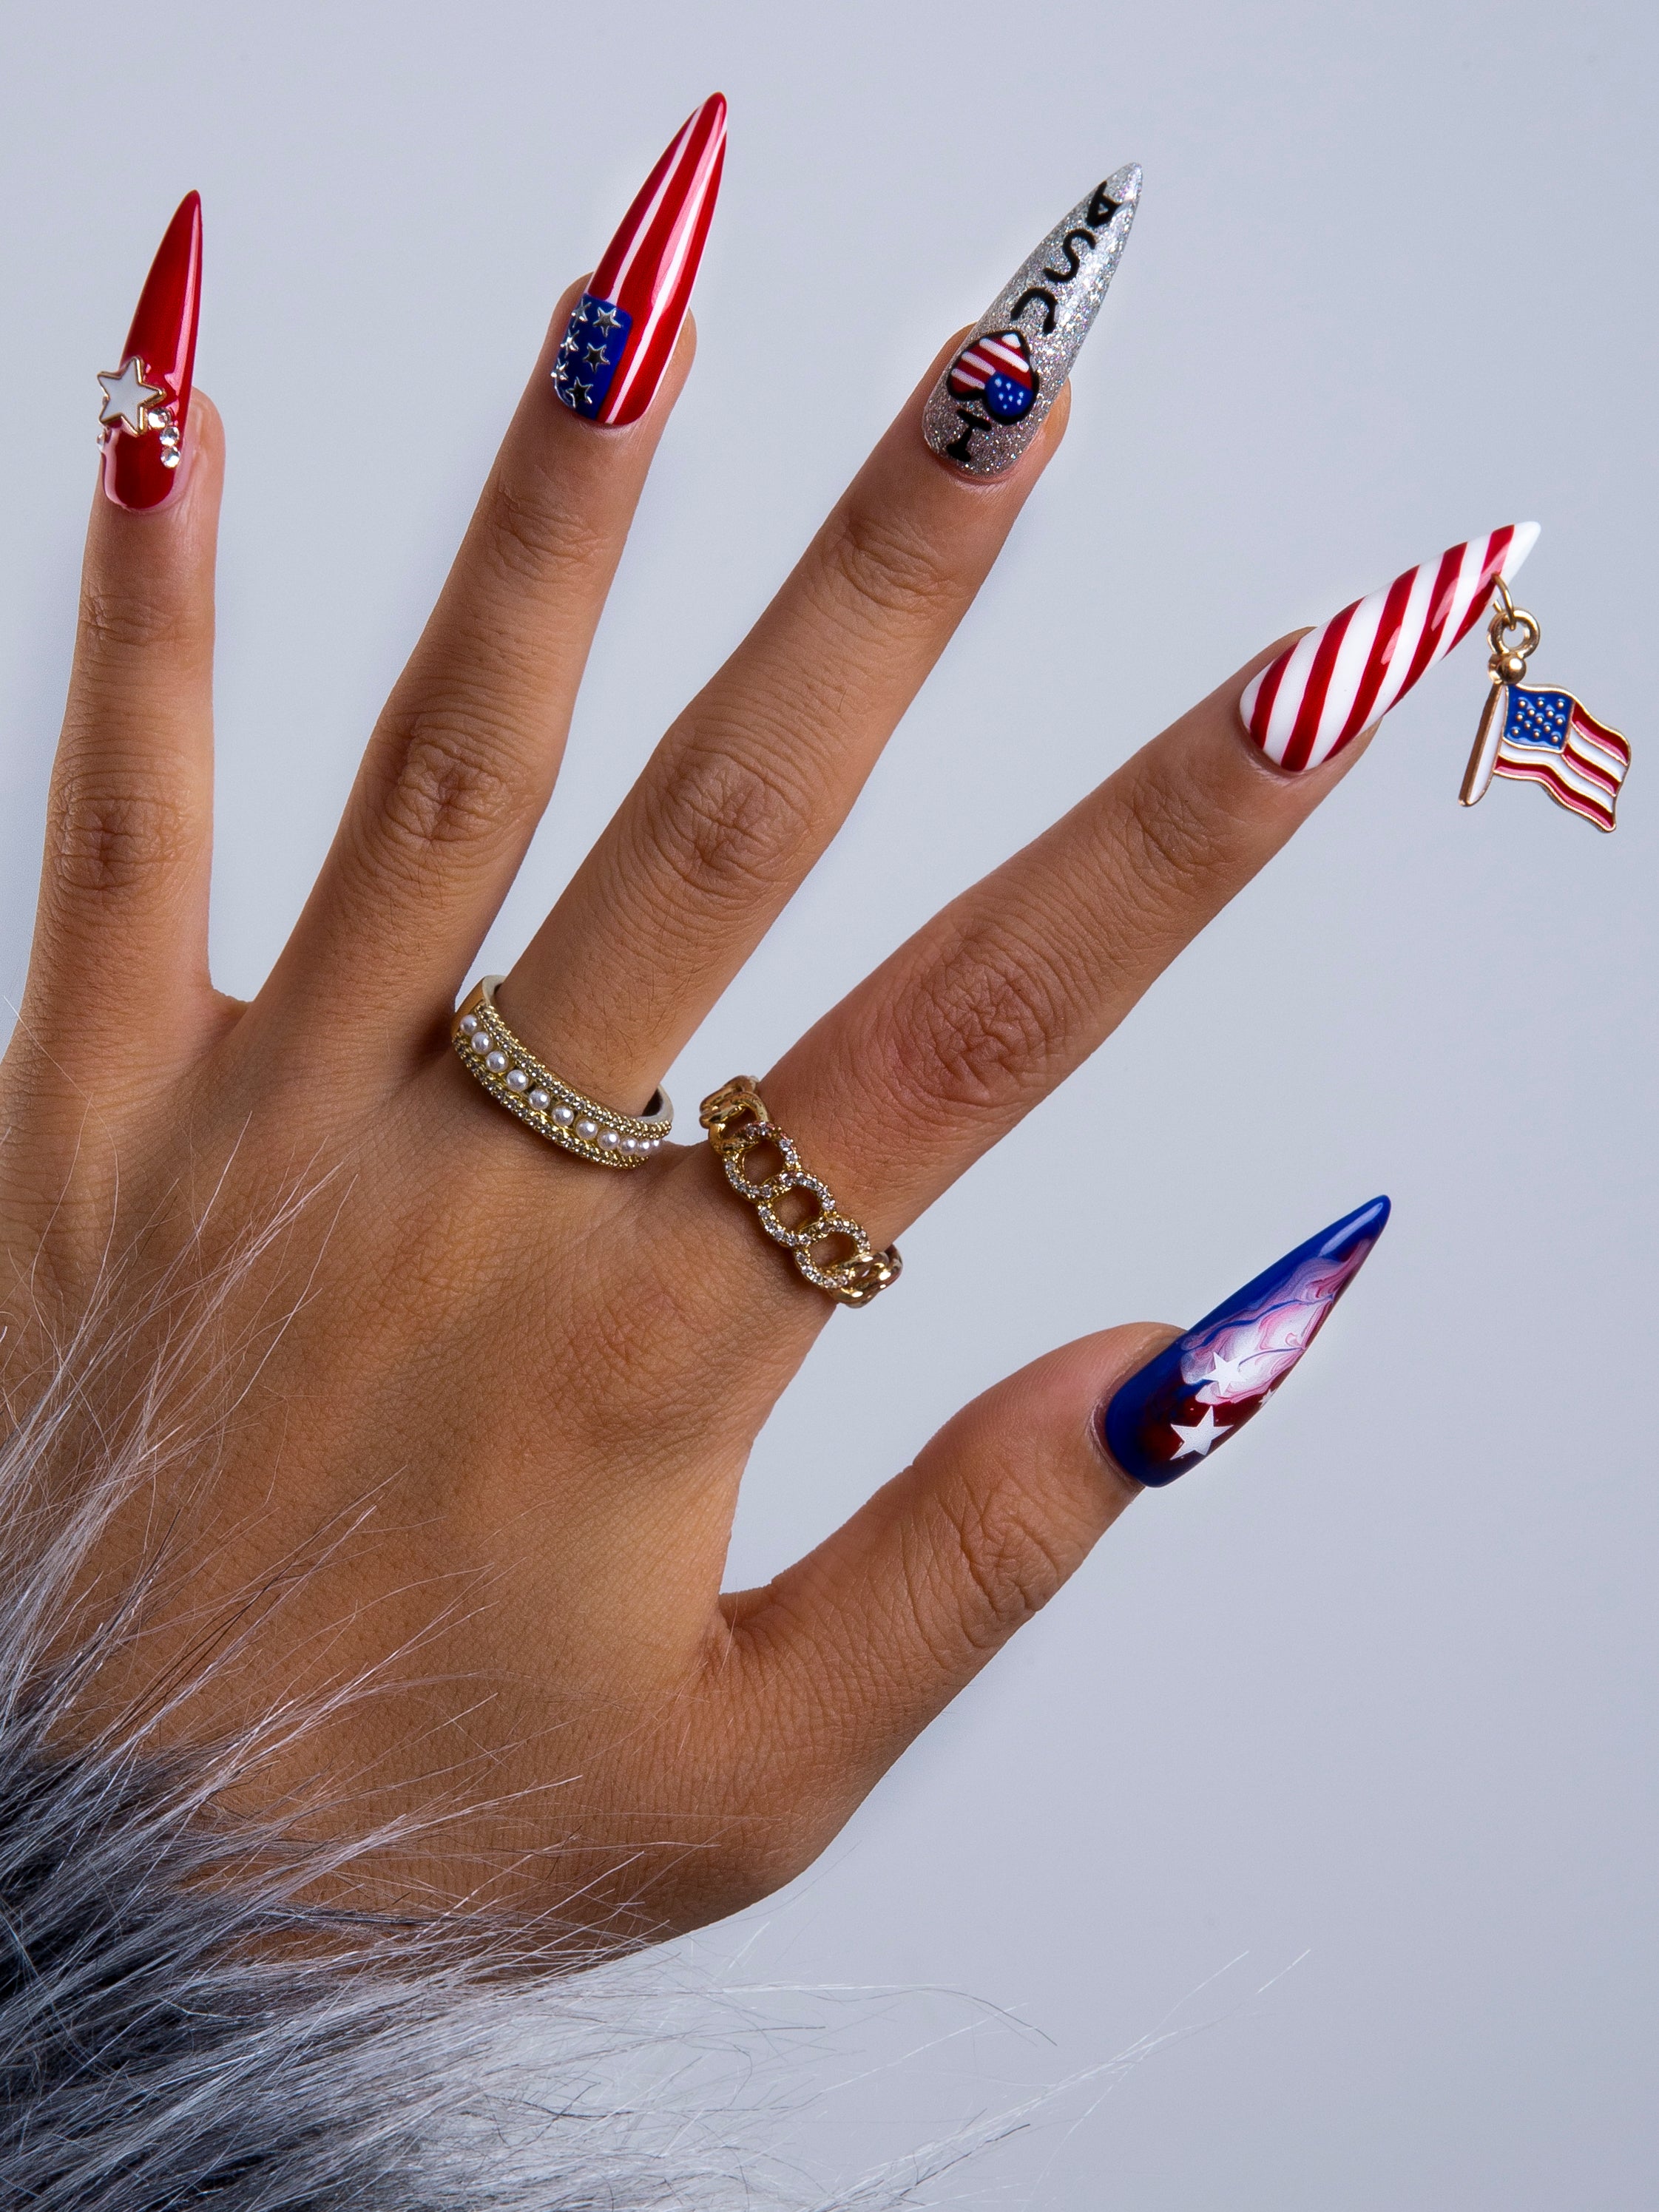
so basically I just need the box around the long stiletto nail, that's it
[1101,1197,1391,1488]
[96,192,202,513]
[922,163,1140,478]
[1240,524,1541,772]
[552,94,726,428]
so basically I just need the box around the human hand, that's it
[2,115,1516,1940]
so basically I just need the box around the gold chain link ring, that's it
[453,978,672,1168]
[699,1078,902,1308]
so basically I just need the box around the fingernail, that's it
[552,93,726,427]
[1100,1197,1391,1488]
[922,163,1141,478]
[97,192,203,513]
[1240,524,1541,772]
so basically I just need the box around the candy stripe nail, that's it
[922,163,1141,478]
[1240,524,1541,771]
[553,94,726,428]
[1100,1197,1390,1488]
[96,192,203,513]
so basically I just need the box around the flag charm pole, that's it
[1461,575,1541,807]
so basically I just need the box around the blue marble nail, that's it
[1100,1197,1391,1488]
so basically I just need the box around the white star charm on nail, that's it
[1167,1405,1227,1460]
[97,356,166,434]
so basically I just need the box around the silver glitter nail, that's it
[922,163,1141,478]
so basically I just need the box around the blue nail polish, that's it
[1101,1197,1391,1488]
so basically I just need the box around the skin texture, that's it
[0,289,1365,1943]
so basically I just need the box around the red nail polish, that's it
[552,94,726,427]
[97,192,203,512]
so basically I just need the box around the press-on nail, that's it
[1100,1197,1390,1487]
[97,192,203,512]
[1240,524,1541,772]
[922,163,1140,477]
[552,94,726,428]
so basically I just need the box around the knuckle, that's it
[49,767,195,897]
[933,1474,1070,1652]
[876,922,1073,1122]
[640,731,815,910]
[812,502,958,635]
[364,705,534,875]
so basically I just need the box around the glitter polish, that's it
[96,192,203,513]
[1100,1197,1390,1488]
[552,94,726,428]
[1240,525,1541,772]
[922,163,1140,478]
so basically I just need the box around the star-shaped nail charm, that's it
[570,377,594,402]
[1167,1405,1227,1460]
[583,342,608,366]
[98,356,166,433]
[591,305,621,334]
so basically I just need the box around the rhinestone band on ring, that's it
[699,1078,901,1308]
[453,978,672,1168]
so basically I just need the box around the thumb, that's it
[727,1196,1389,1836]
[726,1322,1160,1833]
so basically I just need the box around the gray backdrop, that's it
[1,0,1653,2202]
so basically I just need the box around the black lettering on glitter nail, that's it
[943,404,996,464]
[1010,286,1059,334]
[1087,186,1123,228]
[1041,228,1096,283]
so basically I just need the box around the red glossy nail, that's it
[552,94,726,427]
[96,191,203,512]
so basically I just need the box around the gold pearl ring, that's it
[453,978,672,1168]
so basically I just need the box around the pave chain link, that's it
[699,1078,902,1308]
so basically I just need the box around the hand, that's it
[5,163,1382,1944]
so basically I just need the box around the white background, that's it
[1,1,1654,2202]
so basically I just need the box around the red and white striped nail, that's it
[552,94,726,428]
[1240,523,1541,771]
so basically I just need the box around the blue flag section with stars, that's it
[1493,681,1631,833]
[553,294,632,420]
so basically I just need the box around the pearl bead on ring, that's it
[451,977,672,1169]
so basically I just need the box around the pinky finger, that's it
[27,195,223,1080]
[723,1197,1390,1835]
